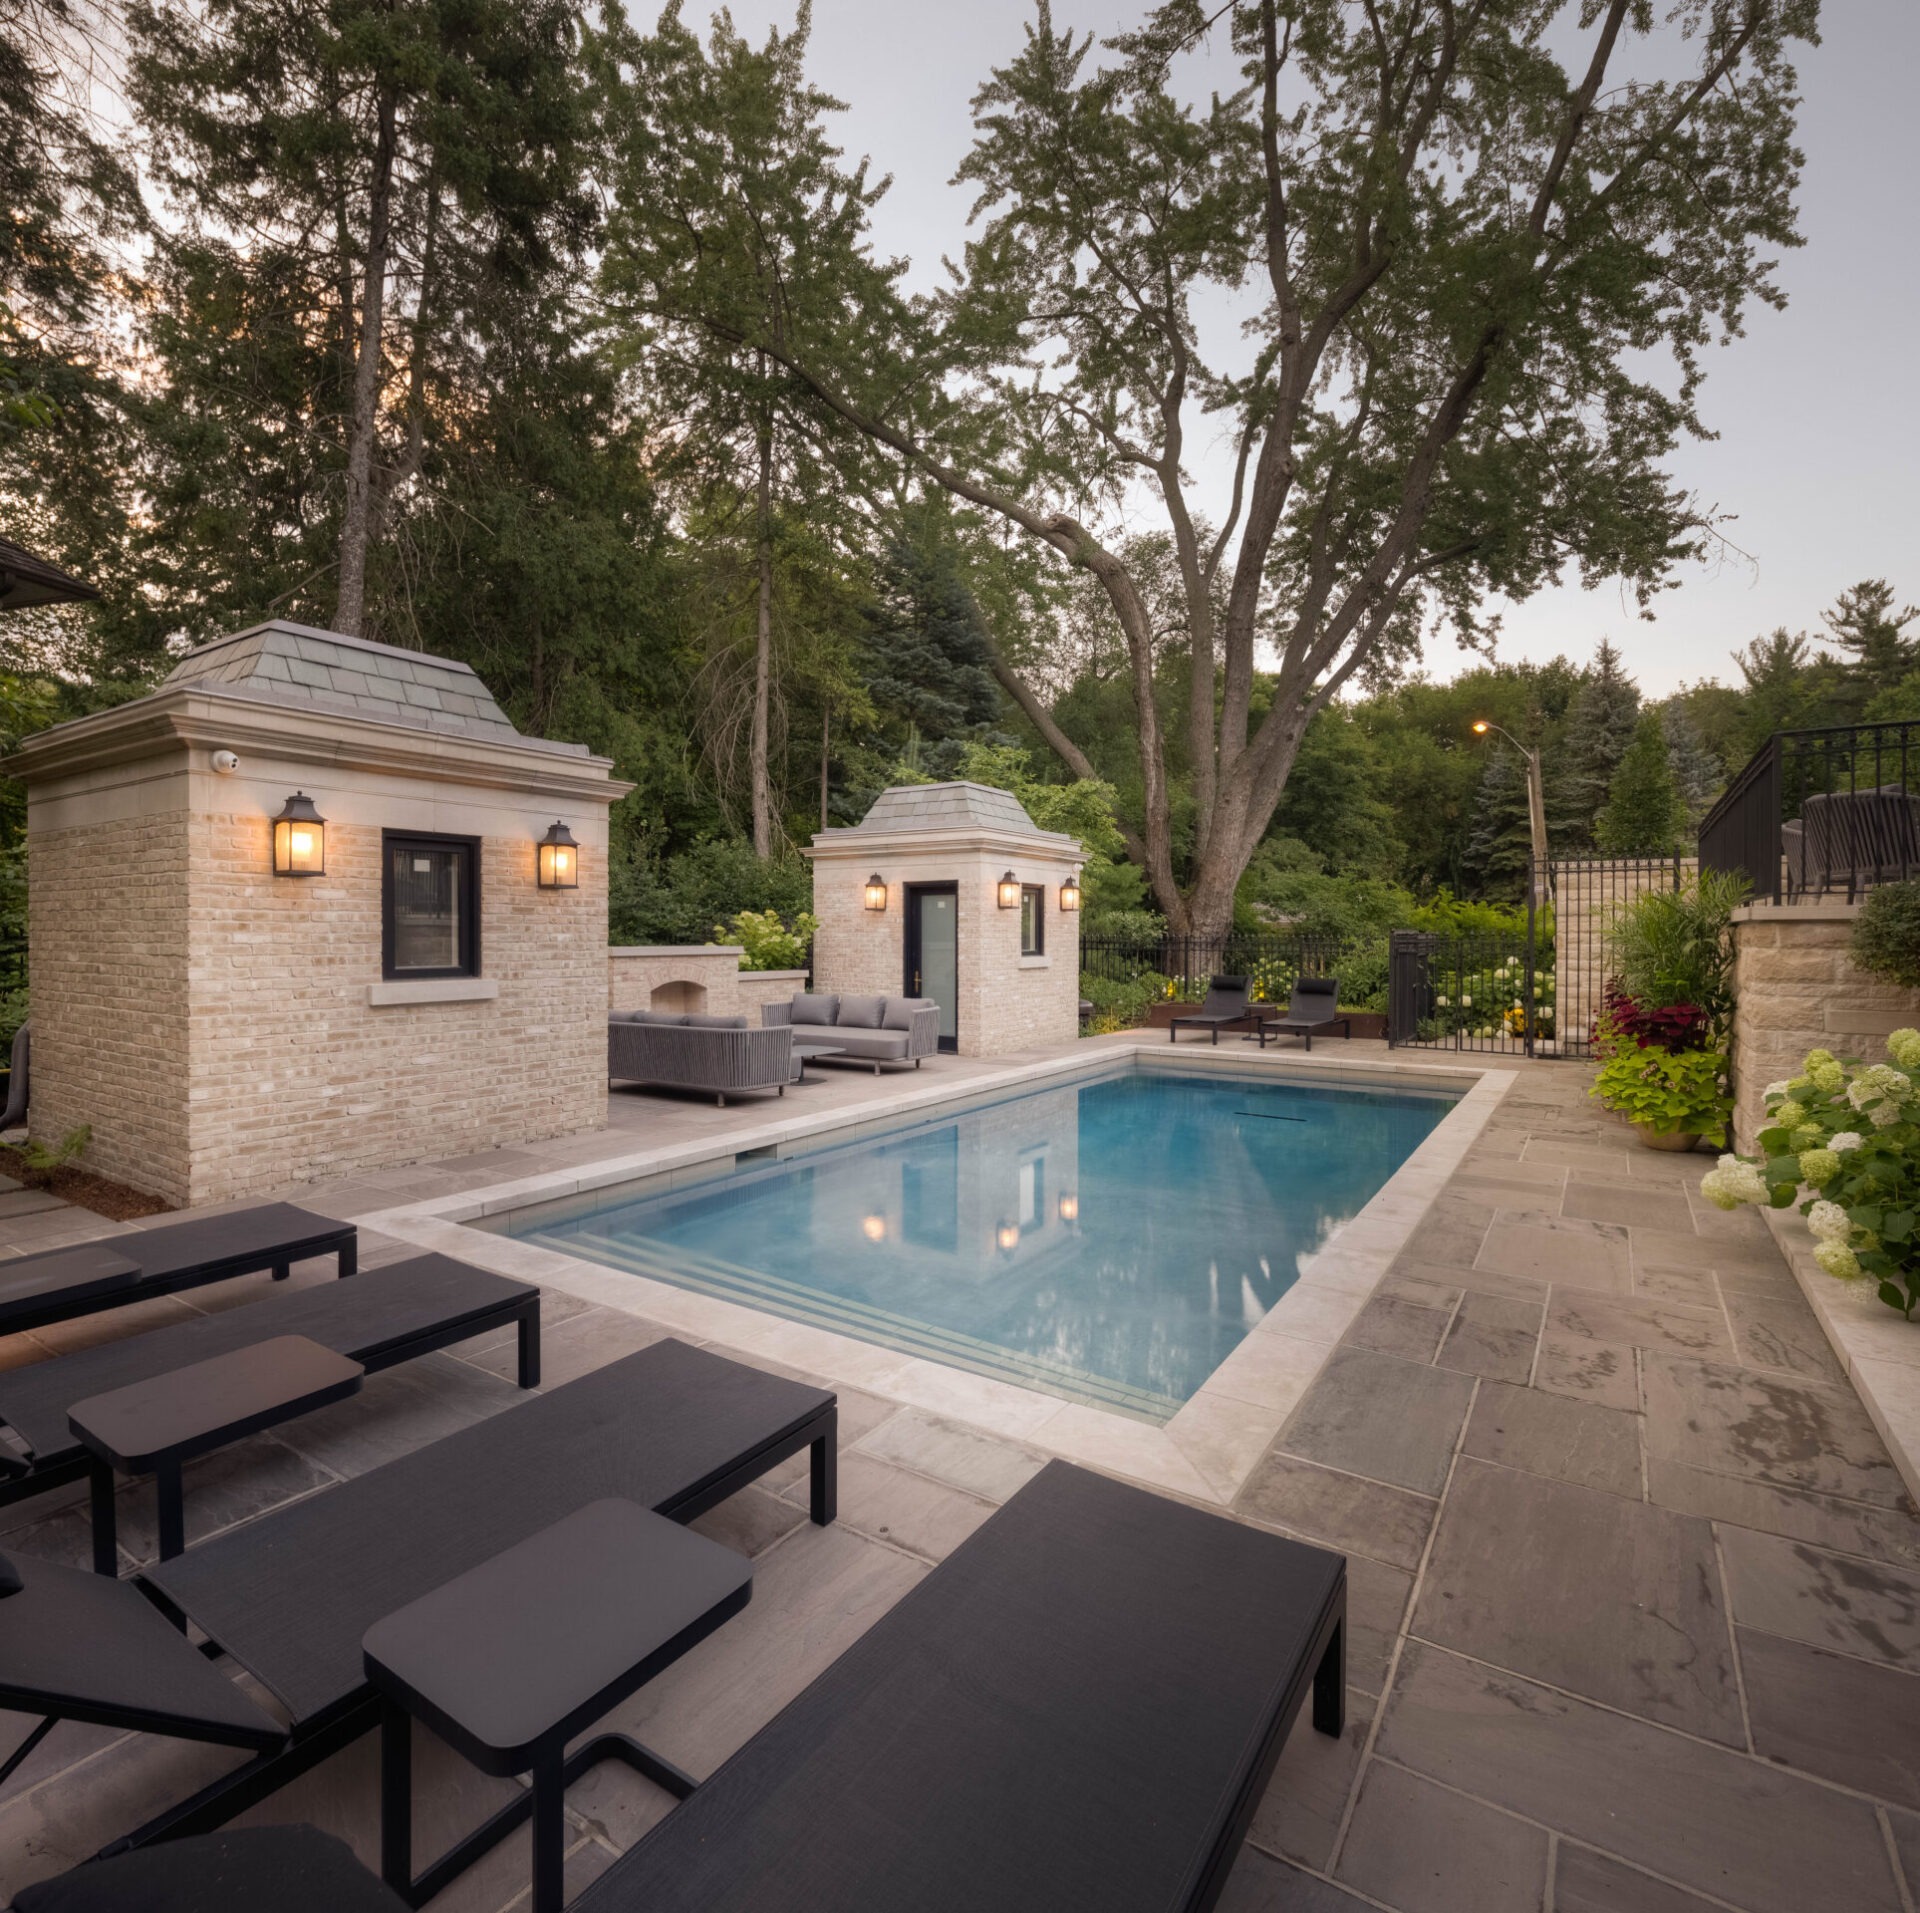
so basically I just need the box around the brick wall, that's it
[178,817,607,1204]
[1729,902,1920,1152]
[29,810,194,1202]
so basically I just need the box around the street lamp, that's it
[1471,720,1549,906]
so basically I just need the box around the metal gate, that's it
[1386,856,1686,1059]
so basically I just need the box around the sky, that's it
[683,0,1919,698]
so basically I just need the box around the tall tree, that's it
[1548,639,1640,850]
[1595,709,1684,855]
[1661,703,1722,830]
[598,0,1816,934]
[1822,579,1918,708]
[127,0,592,641]
[1462,744,1536,901]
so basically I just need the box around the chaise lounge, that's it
[0,1251,541,1571]
[1168,974,1254,1044]
[16,1462,1342,1913]
[762,992,940,1073]
[0,1203,357,1340]
[607,1011,797,1106]
[1256,974,1351,1051]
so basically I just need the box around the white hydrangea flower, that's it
[1865,1063,1913,1104]
[1461,994,1473,1007]
[1807,1200,1852,1243]
[1887,1028,1920,1069]
[1870,1100,1903,1129]
[1813,1240,1864,1283]
[1830,1131,1864,1153]
[1435,994,1449,1007]
[1764,1080,1795,1098]
[1699,1156,1767,1209]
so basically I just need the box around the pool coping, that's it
[358,1039,1518,1506]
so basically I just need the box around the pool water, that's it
[512,1068,1454,1422]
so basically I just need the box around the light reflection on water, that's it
[519,1071,1452,1421]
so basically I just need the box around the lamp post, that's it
[1471,721,1549,906]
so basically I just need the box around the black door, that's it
[904,882,959,1053]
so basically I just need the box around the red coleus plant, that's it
[1596,987,1713,1054]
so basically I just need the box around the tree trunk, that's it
[819,701,830,831]
[335,85,398,639]
[750,394,774,860]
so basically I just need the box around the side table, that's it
[363,1497,751,1913]
[69,1334,364,1571]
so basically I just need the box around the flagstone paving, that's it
[0,1049,1917,1910]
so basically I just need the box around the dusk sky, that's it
[706,1,1918,697]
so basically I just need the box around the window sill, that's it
[1018,955,1051,970]
[368,978,499,1007]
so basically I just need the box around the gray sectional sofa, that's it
[762,993,941,1073]
[607,1010,797,1106]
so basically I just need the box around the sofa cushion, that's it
[790,995,839,1027]
[684,1013,749,1030]
[836,994,887,1030]
[881,997,931,1032]
[824,1027,912,1060]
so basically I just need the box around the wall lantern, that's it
[537,821,580,890]
[272,792,326,877]
[1058,871,1082,912]
[1057,1192,1079,1223]
[996,870,1021,909]
[861,1213,887,1243]
[863,873,888,912]
[996,1221,1021,1254]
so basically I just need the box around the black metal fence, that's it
[1386,928,1548,1055]
[1700,719,1919,903]
[1080,933,1355,999]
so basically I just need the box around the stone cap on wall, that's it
[159,620,587,756]
[807,781,1083,861]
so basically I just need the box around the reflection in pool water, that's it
[513,1069,1453,1422]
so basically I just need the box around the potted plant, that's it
[1701,1031,1920,1318]
[1591,995,1728,1149]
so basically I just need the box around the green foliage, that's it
[1595,711,1684,855]
[1852,884,1920,992]
[1549,640,1641,852]
[1427,956,1557,1045]
[715,908,817,972]
[14,1124,91,1184]
[1461,743,1537,900]
[1078,972,1164,1035]
[1823,581,1918,710]
[1704,1038,1920,1318]
[611,840,812,947]
[1592,1048,1729,1142]
[1609,871,1748,1032]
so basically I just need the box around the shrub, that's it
[611,839,812,946]
[1597,987,1713,1055]
[1078,972,1163,1033]
[1592,1047,1729,1142]
[1701,1034,1920,1317]
[1852,882,1920,991]
[716,908,817,972]
[1608,869,1748,1034]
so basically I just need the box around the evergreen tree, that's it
[1823,579,1919,708]
[1661,704,1721,831]
[1462,745,1535,901]
[859,535,1003,761]
[1595,711,1683,855]
[1730,628,1842,760]
[1547,639,1640,850]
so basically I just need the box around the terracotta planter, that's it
[1633,1124,1702,1153]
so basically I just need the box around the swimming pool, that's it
[510,1067,1454,1422]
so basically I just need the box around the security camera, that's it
[211,750,240,774]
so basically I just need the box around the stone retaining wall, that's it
[1729,900,1920,1152]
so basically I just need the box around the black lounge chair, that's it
[84,1339,833,1851]
[14,1828,409,1913]
[0,1202,356,1339]
[573,1461,1343,1913]
[0,1252,540,1571]
[1257,974,1350,1051]
[1168,974,1253,1044]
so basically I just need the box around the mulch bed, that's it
[0,1149,174,1222]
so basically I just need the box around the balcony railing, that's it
[1699,719,1919,903]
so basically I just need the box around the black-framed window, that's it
[382,832,480,979]
[1020,883,1045,956]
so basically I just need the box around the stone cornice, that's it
[803,824,1084,863]
[2,688,635,805]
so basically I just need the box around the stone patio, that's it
[2,1046,1919,1910]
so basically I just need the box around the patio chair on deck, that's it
[0,1252,541,1569]
[39,1340,837,1855]
[1256,975,1350,1052]
[1168,976,1253,1044]
[0,1202,357,1340]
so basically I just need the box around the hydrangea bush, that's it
[1700,1030,1920,1318]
